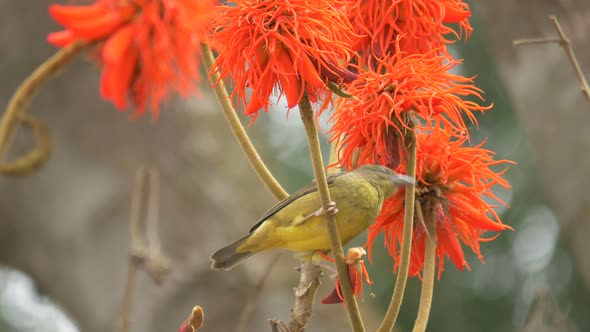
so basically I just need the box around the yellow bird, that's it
[210,164,412,270]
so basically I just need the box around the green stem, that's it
[298,94,365,332]
[200,43,288,200]
[412,202,437,332]
[377,126,417,332]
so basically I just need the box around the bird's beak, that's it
[390,173,415,186]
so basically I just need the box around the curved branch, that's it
[0,41,88,168]
[200,43,288,200]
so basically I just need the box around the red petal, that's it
[299,53,325,89]
[68,12,125,40]
[253,44,270,68]
[100,47,138,109]
[348,264,361,296]
[409,233,426,276]
[321,284,344,304]
[49,2,108,26]
[443,5,471,23]
[274,48,301,108]
[102,24,135,64]
[438,227,466,270]
[321,264,363,305]
[245,91,267,116]
[451,199,506,231]
[47,30,75,47]
[67,5,135,40]
[279,73,301,108]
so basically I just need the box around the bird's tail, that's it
[210,234,255,270]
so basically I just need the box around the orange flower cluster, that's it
[330,46,488,170]
[367,129,513,276]
[326,1,511,275]
[348,0,472,59]
[211,0,356,119]
[329,1,487,170]
[48,0,215,119]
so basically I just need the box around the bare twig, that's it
[143,167,171,284]
[115,168,151,332]
[236,253,282,332]
[270,319,291,332]
[513,16,590,104]
[512,37,562,45]
[114,167,171,332]
[146,167,162,253]
[295,94,365,332]
[115,255,142,332]
[288,260,323,332]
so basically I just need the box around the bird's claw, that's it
[315,201,338,217]
[326,201,338,216]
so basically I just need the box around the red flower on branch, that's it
[347,0,472,58]
[367,128,513,277]
[330,44,489,170]
[321,248,373,305]
[48,0,215,119]
[211,0,356,120]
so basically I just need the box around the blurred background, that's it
[1,1,589,331]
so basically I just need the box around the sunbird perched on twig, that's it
[210,164,413,270]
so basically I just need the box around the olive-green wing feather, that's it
[248,171,346,233]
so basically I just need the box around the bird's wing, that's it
[248,171,347,233]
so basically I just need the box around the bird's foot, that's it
[326,201,338,216]
[316,201,338,217]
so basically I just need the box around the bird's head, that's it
[354,164,414,197]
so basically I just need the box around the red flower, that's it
[347,0,472,58]
[211,0,356,120]
[48,0,215,119]
[367,128,513,277]
[329,44,489,170]
[321,248,373,304]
